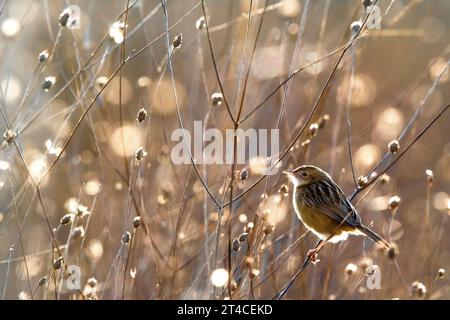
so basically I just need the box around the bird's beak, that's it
[282,170,294,177]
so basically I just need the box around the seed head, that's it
[42,76,56,92]
[211,92,223,106]
[59,10,70,26]
[87,277,98,287]
[195,16,206,30]
[60,213,73,226]
[135,147,147,161]
[388,140,400,154]
[411,281,427,298]
[38,50,49,62]
[132,216,141,229]
[239,168,249,180]
[263,224,275,235]
[388,195,401,211]
[309,123,319,137]
[38,276,47,286]
[345,263,357,276]
[136,108,148,123]
[172,34,182,49]
[3,129,17,144]
[358,257,372,271]
[53,257,63,270]
[122,231,131,244]
[425,169,434,186]
[438,268,445,279]
[357,175,369,188]
[380,174,390,185]
[386,242,399,259]
[261,209,270,221]
[350,21,362,35]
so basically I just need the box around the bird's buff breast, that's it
[293,190,355,242]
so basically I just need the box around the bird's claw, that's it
[307,249,320,264]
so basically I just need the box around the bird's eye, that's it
[300,171,308,178]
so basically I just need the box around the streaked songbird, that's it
[283,165,391,262]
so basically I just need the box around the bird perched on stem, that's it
[283,165,391,262]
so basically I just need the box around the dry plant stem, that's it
[425,179,432,297]
[201,0,237,126]
[345,44,358,188]
[167,166,194,298]
[119,0,132,193]
[1,246,14,299]
[6,155,33,297]
[121,230,135,299]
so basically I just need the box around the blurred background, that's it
[0,0,449,300]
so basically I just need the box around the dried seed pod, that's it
[388,195,401,211]
[195,16,206,30]
[87,277,98,287]
[172,33,182,49]
[38,50,49,62]
[437,268,446,279]
[59,10,70,26]
[42,76,56,91]
[386,242,399,260]
[388,140,400,154]
[411,281,427,298]
[380,174,390,185]
[211,92,223,106]
[135,147,147,161]
[239,168,249,180]
[425,169,434,186]
[357,175,368,188]
[38,276,47,286]
[261,210,270,222]
[122,231,131,244]
[132,216,141,229]
[53,257,63,270]
[309,123,319,137]
[136,108,148,123]
[3,129,17,143]
[358,257,372,271]
[350,20,362,34]
[263,224,275,235]
[345,263,357,276]
[60,214,73,226]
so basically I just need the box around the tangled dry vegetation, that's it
[0,0,449,300]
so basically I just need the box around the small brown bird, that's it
[284,165,391,262]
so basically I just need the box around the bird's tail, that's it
[357,225,391,250]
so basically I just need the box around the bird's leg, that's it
[307,235,334,263]
[307,248,319,263]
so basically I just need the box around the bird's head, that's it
[282,165,329,187]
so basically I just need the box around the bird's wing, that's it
[299,179,361,227]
